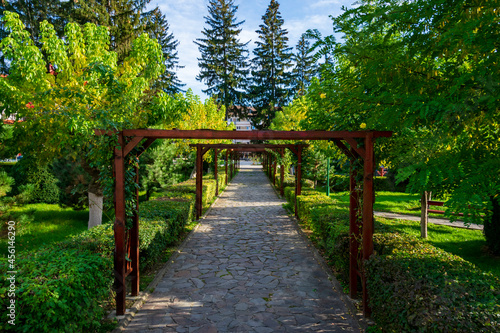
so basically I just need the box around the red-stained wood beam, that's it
[114,132,126,315]
[295,146,303,218]
[123,136,144,157]
[344,138,366,160]
[362,132,375,317]
[349,150,361,300]
[109,129,392,140]
[131,164,140,296]
[196,146,203,220]
[214,149,219,196]
[280,148,285,197]
[225,150,228,185]
[136,138,156,157]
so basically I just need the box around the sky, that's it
[147,0,356,99]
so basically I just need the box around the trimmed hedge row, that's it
[0,173,226,332]
[282,186,500,332]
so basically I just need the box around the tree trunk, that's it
[81,158,104,229]
[88,191,103,229]
[420,191,431,238]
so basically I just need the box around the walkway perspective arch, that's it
[96,129,392,317]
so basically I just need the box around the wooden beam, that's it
[131,164,140,296]
[196,146,203,220]
[109,129,392,140]
[295,146,303,218]
[123,136,144,157]
[136,138,156,157]
[349,153,360,299]
[280,148,285,197]
[344,138,366,160]
[114,132,126,315]
[214,149,219,196]
[362,132,374,317]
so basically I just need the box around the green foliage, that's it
[299,0,500,252]
[0,246,113,332]
[0,170,13,197]
[249,0,294,128]
[282,186,500,332]
[366,232,500,332]
[195,0,249,116]
[0,171,226,332]
[52,156,91,210]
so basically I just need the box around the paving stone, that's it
[122,162,359,332]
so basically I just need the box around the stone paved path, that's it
[123,162,360,332]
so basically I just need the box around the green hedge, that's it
[282,186,500,332]
[367,232,500,332]
[0,175,223,332]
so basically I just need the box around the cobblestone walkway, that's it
[123,162,360,332]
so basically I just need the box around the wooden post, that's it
[295,146,303,218]
[421,191,431,238]
[362,133,374,317]
[196,145,203,220]
[273,152,277,187]
[131,162,140,296]
[326,157,331,197]
[280,149,285,197]
[214,149,219,196]
[349,156,360,299]
[225,150,228,185]
[114,132,126,315]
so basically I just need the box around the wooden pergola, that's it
[100,129,392,317]
[189,143,309,219]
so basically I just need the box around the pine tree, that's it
[70,0,152,62]
[146,8,184,95]
[291,33,318,97]
[249,0,293,129]
[195,0,249,120]
[0,1,70,43]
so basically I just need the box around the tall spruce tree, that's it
[147,8,184,95]
[195,0,249,120]
[249,0,293,129]
[70,0,152,62]
[291,33,318,97]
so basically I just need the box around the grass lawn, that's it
[0,203,90,254]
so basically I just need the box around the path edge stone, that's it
[109,185,227,332]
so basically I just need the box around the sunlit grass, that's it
[1,203,89,254]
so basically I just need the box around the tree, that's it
[195,0,249,119]
[0,0,70,42]
[0,11,171,228]
[304,0,500,253]
[70,0,153,62]
[291,33,318,97]
[146,8,184,95]
[249,0,293,129]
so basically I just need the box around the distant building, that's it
[227,106,258,144]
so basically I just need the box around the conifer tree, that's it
[147,8,185,95]
[291,33,318,97]
[0,0,69,43]
[249,0,293,129]
[195,0,249,119]
[70,0,152,62]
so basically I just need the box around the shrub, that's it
[0,246,113,332]
[281,186,500,332]
[366,233,500,332]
